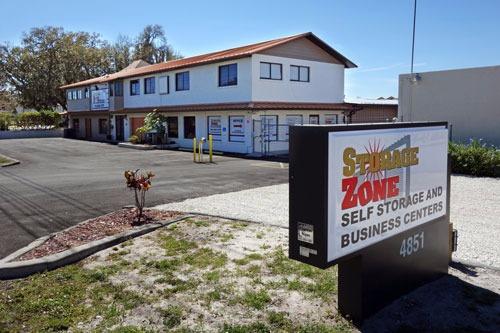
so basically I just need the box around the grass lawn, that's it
[0,218,353,333]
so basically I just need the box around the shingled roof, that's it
[60,32,356,89]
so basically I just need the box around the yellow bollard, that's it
[198,139,202,162]
[209,135,213,163]
[193,138,197,162]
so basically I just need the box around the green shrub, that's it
[128,135,140,144]
[0,112,13,131]
[449,139,500,177]
[39,110,61,127]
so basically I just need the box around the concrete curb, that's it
[0,215,193,280]
[0,153,20,167]
[117,142,155,150]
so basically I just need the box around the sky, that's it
[1,0,500,99]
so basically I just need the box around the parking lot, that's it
[0,138,288,258]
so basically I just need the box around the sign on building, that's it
[208,116,222,140]
[91,88,109,110]
[229,116,245,142]
[289,122,450,323]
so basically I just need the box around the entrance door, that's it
[115,116,125,141]
[130,117,144,136]
[85,118,92,139]
[72,119,80,137]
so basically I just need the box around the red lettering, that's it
[387,176,400,198]
[372,178,387,202]
[358,181,373,206]
[341,175,400,209]
[341,177,358,209]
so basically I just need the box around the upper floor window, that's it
[130,80,140,96]
[77,90,83,99]
[72,90,77,100]
[114,81,123,96]
[158,75,170,94]
[290,65,310,82]
[67,91,72,100]
[219,63,238,86]
[84,88,89,98]
[260,62,282,80]
[176,72,190,91]
[144,77,155,94]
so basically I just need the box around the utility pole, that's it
[411,0,418,75]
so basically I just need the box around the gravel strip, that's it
[156,175,500,267]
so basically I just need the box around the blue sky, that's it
[1,0,499,98]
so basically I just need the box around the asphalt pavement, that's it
[0,138,288,258]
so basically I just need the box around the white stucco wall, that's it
[251,54,345,103]
[399,66,500,146]
[123,58,252,108]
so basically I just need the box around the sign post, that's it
[289,122,450,324]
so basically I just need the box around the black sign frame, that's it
[289,121,450,323]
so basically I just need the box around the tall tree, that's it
[0,27,113,109]
[133,24,181,64]
[110,35,134,71]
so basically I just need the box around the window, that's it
[166,116,178,138]
[77,90,83,99]
[159,76,169,94]
[144,77,155,94]
[109,84,114,96]
[207,116,222,140]
[114,81,123,96]
[98,119,108,134]
[325,114,339,124]
[67,91,72,100]
[219,64,237,86]
[84,88,90,98]
[229,116,245,142]
[130,80,140,95]
[183,116,196,139]
[176,72,190,91]
[290,65,310,82]
[260,62,282,80]
[309,114,319,124]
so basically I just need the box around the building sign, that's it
[289,122,450,322]
[208,116,222,140]
[91,89,109,110]
[327,126,448,261]
[229,116,245,142]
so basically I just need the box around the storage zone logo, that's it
[328,128,448,261]
[341,137,418,211]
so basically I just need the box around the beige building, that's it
[398,65,500,146]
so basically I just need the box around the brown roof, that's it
[61,32,356,89]
[66,101,357,115]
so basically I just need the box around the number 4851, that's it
[400,231,424,257]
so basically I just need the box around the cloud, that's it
[358,62,427,73]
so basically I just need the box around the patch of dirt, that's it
[17,209,183,261]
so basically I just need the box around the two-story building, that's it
[61,32,364,154]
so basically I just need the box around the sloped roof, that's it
[61,32,356,89]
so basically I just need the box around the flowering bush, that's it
[124,169,155,223]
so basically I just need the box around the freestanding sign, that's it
[289,122,450,323]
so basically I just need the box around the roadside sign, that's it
[289,122,450,323]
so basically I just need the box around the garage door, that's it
[130,117,145,135]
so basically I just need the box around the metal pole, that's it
[209,134,213,163]
[193,138,197,162]
[411,0,417,75]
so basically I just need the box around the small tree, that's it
[124,169,155,224]
[0,113,12,131]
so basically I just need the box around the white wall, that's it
[251,54,345,103]
[123,58,252,108]
[399,65,500,146]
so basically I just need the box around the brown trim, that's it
[107,102,356,115]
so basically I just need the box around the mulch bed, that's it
[17,208,183,261]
